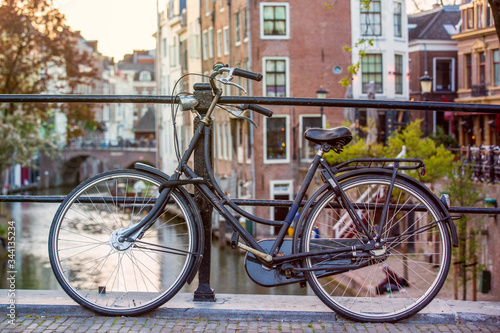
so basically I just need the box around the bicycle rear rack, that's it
[334,158,425,174]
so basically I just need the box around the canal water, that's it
[0,188,308,296]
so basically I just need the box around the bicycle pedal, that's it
[230,231,239,249]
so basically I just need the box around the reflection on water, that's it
[0,187,308,295]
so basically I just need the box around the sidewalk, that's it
[0,290,499,332]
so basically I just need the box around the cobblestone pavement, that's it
[1,315,499,333]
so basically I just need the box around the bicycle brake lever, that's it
[226,109,257,128]
[216,77,247,94]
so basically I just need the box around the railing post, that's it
[192,83,216,302]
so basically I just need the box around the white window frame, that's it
[299,114,323,162]
[433,57,455,92]
[269,179,294,233]
[393,1,403,38]
[208,27,214,59]
[263,57,290,97]
[394,53,404,95]
[223,26,230,56]
[263,114,290,164]
[235,11,241,46]
[260,2,290,40]
[202,30,208,60]
[216,29,222,57]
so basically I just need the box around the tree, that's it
[0,0,98,175]
[324,120,455,184]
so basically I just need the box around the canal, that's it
[0,188,308,296]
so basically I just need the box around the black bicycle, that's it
[48,64,458,322]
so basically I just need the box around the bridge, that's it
[39,146,157,187]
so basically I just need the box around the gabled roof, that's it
[409,5,461,41]
[134,107,156,133]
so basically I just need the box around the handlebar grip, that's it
[233,68,263,81]
[246,104,273,117]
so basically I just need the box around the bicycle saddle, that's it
[304,126,353,148]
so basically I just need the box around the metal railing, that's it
[1,93,500,300]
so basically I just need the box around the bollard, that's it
[192,83,216,302]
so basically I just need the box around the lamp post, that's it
[316,87,328,123]
[420,71,432,137]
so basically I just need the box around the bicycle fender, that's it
[133,162,205,284]
[333,168,459,247]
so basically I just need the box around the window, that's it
[216,30,222,57]
[434,59,454,92]
[202,30,208,60]
[487,4,492,26]
[301,116,323,161]
[139,71,151,82]
[162,38,167,57]
[477,4,483,29]
[260,3,289,39]
[264,58,288,97]
[493,50,500,86]
[361,0,381,36]
[208,27,214,59]
[264,116,289,163]
[223,26,229,55]
[270,180,293,235]
[465,54,472,88]
[235,11,241,44]
[467,7,474,29]
[361,54,383,94]
[169,36,178,67]
[394,54,403,94]
[189,23,200,59]
[242,8,248,41]
[479,52,486,85]
[394,2,402,38]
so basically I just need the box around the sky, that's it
[54,0,159,61]
[53,0,448,62]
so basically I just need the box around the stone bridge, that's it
[39,147,157,187]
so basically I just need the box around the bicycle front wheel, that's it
[301,173,451,322]
[48,169,198,316]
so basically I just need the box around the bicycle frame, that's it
[123,116,381,266]
[120,69,423,267]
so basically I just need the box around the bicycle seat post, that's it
[192,83,217,302]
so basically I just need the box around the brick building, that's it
[408,5,460,136]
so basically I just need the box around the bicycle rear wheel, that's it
[48,169,198,316]
[301,173,451,322]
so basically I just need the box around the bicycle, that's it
[48,64,459,323]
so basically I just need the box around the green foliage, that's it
[429,126,458,149]
[324,120,455,183]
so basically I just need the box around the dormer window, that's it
[140,71,151,82]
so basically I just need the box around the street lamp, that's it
[316,87,328,121]
[419,71,432,136]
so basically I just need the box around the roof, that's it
[134,107,156,133]
[116,62,155,81]
[409,5,461,41]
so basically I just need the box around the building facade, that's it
[453,0,500,147]
[349,0,410,144]
[408,5,460,136]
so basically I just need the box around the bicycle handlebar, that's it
[232,68,263,81]
[244,104,273,118]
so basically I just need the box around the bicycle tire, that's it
[300,173,451,322]
[48,169,198,316]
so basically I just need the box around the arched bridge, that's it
[40,146,157,187]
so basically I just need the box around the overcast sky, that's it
[54,0,446,61]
